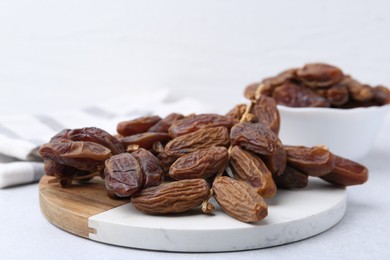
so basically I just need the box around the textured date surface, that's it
[165,126,230,158]
[131,148,164,188]
[117,116,162,136]
[51,127,124,155]
[39,140,111,171]
[148,113,184,133]
[212,176,268,223]
[104,153,143,198]
[169,146,228,180]
[230,122,286,175]
[321,155,368,186]
[131,179,210,214]
[229,146,277,198]
[285,145,335,177]
[230,123,283,156]
[252,95,281,135]
[168,113,236,138]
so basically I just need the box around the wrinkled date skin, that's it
[273,164,309,190]
[131,148,164,188]
[120,132,171,150]
[320,155,368,186]
[230,123,286,175]
[285,145,335,177]
[165,126,230,158]
[104,153,143,198]
[212,176,268,223]
[50,127,124,155]
[252,95,281,135]
[39,140,111,172]
[229,146,277,198]
[131,179,210,214]
[117,116,162,136]
[148,113,184,133]
[169,146,229,180]
[168,113,237,138]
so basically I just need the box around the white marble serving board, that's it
[88,178,346,252]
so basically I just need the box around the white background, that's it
[1,1,390,259]
[1,0,389,115]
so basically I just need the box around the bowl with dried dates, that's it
[244,63,390,160]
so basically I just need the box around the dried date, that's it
[131,179,210,214]
[165,126,230,158]
[39,140,111,172]
[284,145,335,177]
[131,148,164,188]
[229,146,277,198]
[168,113,237,138]
[117,116,162,136]
[252,95,280,135]
[212,176,268,223]
[320,155,368,186]
[104,153,143,198]
[169,146,228,180]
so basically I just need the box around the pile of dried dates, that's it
[245,63,390,108]
[39,63,374,223]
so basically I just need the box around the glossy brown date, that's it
[229,146,277,198]
[117,116,161,136]
[169,146,228,180]
[104,153,143,198]
[165,126,230,158]
[320,155,368,186]
[131,148,164,188]
[284,145,335,177]
[168,113,236,138]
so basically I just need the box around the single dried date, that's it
[50,127,124,155]
[212,176,268,223]
[320,155,368,186]
[117,116,162,136]
[229,146,277,198]
[104,153,143,198]
[284,145,335,177]
[168,113,237,138]
[39,140,111,172]
[252,95,280,135]
[169,146,228,180]
[165,126,230,158]
[131,179,210,214]
[131,148,164,188]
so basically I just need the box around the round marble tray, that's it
[39,176,346,252]
[89,179,346,252]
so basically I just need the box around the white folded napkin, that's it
[0,89,210,188]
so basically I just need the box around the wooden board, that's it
[39,176,129,237]
[39,175,347,252]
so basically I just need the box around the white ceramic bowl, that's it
[278,104,390,160]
